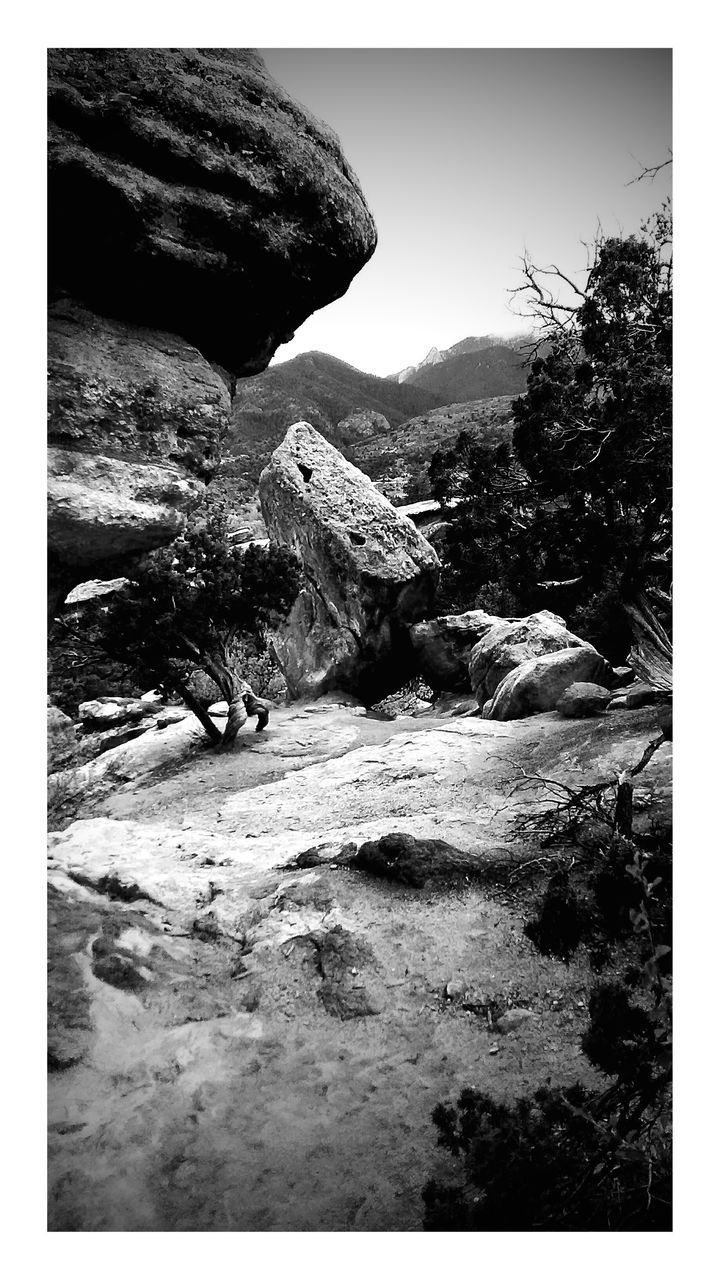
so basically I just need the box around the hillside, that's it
[391,332,531,383]
[400,343,528,402]
[354,396,516,500]
[227,351,448,480]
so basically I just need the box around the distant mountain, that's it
[226,350,448,480]
[390,335,531,402]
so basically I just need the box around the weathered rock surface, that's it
[469,610,591,706]
[409,609,503,692]
[47,702,78,773]
[47,304,230,584]
[78,697,164,731]
[47,701,670,1230]
[483,646,615,721]
[48,50,377,607]
[259,422,439,701]
[48,48,377,374]
[556,682,613,719]
[64,577,130,606]
[352,832,479,888]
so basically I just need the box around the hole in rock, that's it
[297,463,313,483]
[349,531,366,546]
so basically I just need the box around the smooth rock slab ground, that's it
[48,702,671,1230]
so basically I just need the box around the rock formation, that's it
[48,303,230,590]
[409,609,505,692]
[47,699,671,1229]
[468,610,593,706]
[47,48,377,607]
[482,646,615,721]
[48,48,377,374]
[259,422,439,701]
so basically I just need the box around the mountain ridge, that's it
[389,331,533,383]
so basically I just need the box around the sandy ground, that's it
[47,700,671,1230]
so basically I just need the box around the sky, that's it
[261,48,672,377]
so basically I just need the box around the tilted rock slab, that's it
[482,646,615,721]
[259,422,439,701]
[469,609,593,705]
[48,48,377,374]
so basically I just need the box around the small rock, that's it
[625,683,670,710]
[556,682,612,719]
[155,709,188,729]
[495,1007,539,1034]
[444,980,466,1001]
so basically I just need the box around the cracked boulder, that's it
[259,422,439,701]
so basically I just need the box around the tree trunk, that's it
[614,770,634,838]
[175,680,223,745]
[624,593,672,692]
[204,657,248,749]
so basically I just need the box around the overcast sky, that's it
[261,48,671,377]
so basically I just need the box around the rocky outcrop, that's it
[259,422,439,701]
[47,304,231,596]
[409,609,503,692]
[77,697,164,732]
[48,50,377,606]
[469,610,592,706]
[335,409,391,442]
[47,702,78,773]
[482,646,615,721]
[48,48,377,374]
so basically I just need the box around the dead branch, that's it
[626,154,673,186]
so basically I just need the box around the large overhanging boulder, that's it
[47,51,377,607]
[259,422,439,701]
[48,48,377,374]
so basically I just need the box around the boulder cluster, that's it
[256,424,666,721]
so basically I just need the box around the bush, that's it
[424,1082,670,1230]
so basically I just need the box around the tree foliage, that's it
[95,516,301,746]
[429,205,672,662]
[424,751,672,1231]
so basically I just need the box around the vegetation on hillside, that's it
[227,350,448,481]
[401,342,527,401]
